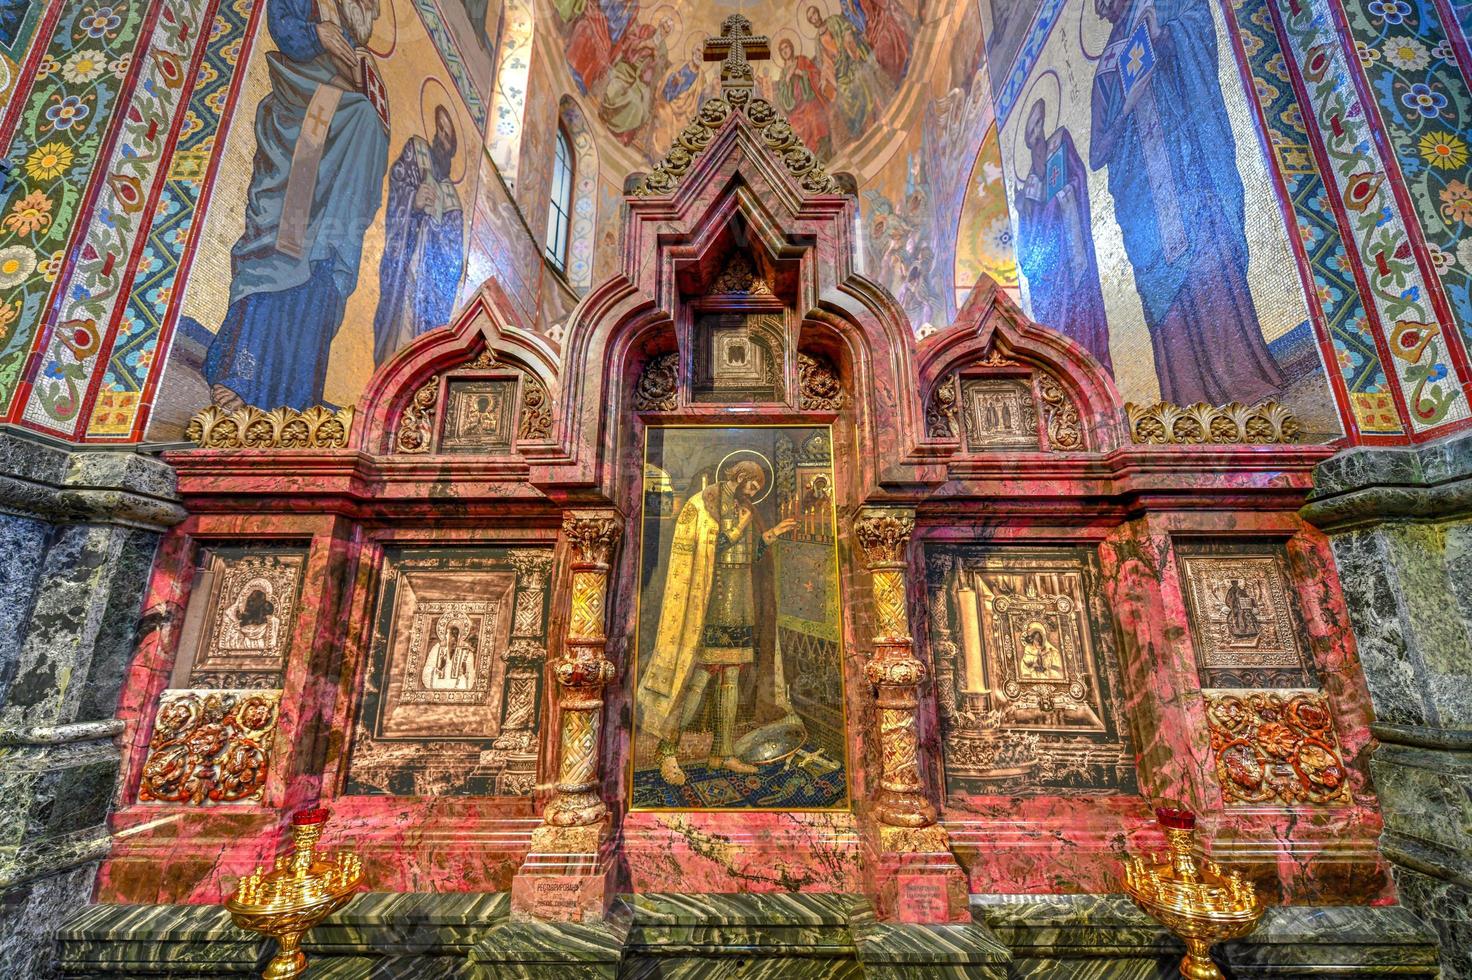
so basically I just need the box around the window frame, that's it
[545,125,574,275]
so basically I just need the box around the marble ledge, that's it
[1304,428,1472,529]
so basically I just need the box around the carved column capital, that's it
[563,510,622,567]
[854,508,916,568]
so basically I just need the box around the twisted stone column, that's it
[853,507,967,922]
[543,511,621,830]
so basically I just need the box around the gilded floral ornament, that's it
[186,404,354,450]
[1126,400,1301,445]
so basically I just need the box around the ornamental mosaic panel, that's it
[926,545,1137,796]
[343,547,551,797]
[1177,544,1316,689]
[138,689,281,805]
[1205,689,1351,806]
[632,426,849,811]
[184,549,308,688]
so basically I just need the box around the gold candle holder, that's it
[225,807,363,980]
[1124,806,1265,980]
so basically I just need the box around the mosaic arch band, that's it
[632,426,850,812]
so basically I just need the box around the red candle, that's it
[293,807,329,826]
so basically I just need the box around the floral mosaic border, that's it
[0,0,147,416]
[1341,0,1472,357]
[22,0,212,433]
[1274,0,1471,432]
[85,0,253,437]
[1232,0,1405,435]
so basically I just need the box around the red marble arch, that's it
[916,278,1128,455]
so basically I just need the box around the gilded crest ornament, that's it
[187,405,353,450]
[1126,400,1300,444]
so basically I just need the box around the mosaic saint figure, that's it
[1088,0,1283,405]
[636,461,799,786]
[653,44,704,153]
[561,0,611,92]
[599,14,671,144]
[806,5,890,141]
[776,38,834,157]
[860,0,912,83]
[372,106,465,364]
[203,0,390,411]
[1015,99,1112,372]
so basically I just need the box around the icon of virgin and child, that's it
[635,452,807,788]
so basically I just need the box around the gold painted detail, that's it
[710,253,773,295]
[543,509,622,831]
[1124,809,1265,980]
[1038,373,1084,451]
[519,375,553,440]
[798,352,845,412]
[140,689,281,805]
[925,375,959,440]
[635,352,679,412]
[1126,400,1301,445]
[1205,690,1350,807]
[854,509,915,567]
[396,379,438,454]
[633,17,837,197]
[186,405,353,450]
[978,348,1019,367]
[225,809,362,980]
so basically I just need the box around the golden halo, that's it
[419,76,469,185]
[797,1,831,42]
[648,5,682,38]
[716,449,775,505]
[771,27,804,62]
[1078,0,1113,62]
[1010,68,1061,179]
[363,0,398,58]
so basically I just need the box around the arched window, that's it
[545,127,574,274]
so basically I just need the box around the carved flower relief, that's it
[1204,690,1350,807]
[797,351,845,411]
[634,352,679,412]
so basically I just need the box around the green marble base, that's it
[53,893,1439,978]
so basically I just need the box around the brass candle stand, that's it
[1124,806,1265,980]
[225,807,363,980]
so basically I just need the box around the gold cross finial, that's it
[703,14,770,93]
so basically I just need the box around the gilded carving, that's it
[1038,373,1084,451]
[853,509,915,567]
[635,352,679,412]
[925,375,960,440]
[1205,690,1350,806]
[186,405,353,450]
[139,689,281,805]
[709,253,772,296]
[563,511,623,567]
[518,376,553,441]
[1126,400,1301,444]
[797,352,845,412]
[396,379,438,454]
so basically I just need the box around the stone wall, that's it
[0,427,182,978]
[1305,429,1472,980]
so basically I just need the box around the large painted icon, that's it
[632,426,849,810]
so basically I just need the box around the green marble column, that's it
[1304,430,1472,980]
[0,427,183,977]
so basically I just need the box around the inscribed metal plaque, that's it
[1178,545,1312,688]
[440,378,518,453]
